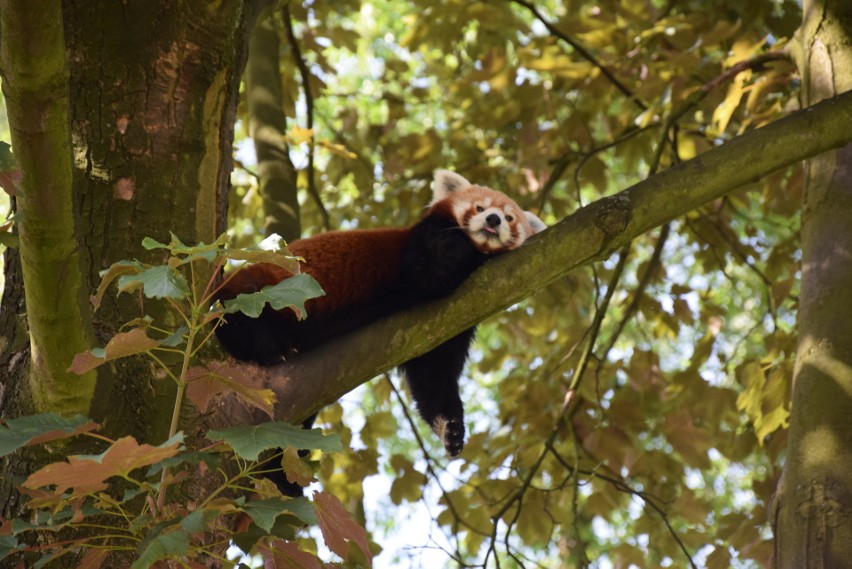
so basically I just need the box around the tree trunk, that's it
[0,0,267,524]
[0,1,97,415]
[247,12,300,241]
[775,1,852,566]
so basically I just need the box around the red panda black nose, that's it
[485,213,501,227]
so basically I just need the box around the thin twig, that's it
[599,222,671,360]
[281,4,330,230]
[508,0,648,111]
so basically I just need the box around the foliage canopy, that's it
[0,0,830,567]
[223,0,803,566]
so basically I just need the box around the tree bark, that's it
[209,90,852,429]
[775,2,852,566]
[0,0,97,414]
[60,0,264,440]
[0,0,270,529]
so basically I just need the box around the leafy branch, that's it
[239,89,852,431]
[0,234,373,568]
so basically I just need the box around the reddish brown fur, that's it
[218,227,410,318]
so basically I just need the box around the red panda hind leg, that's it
[398,327,476,456]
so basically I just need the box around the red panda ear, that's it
[432,170,471,203]
[525,211,547,234]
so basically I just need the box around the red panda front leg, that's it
[398,327,476,456]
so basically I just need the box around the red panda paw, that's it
[433,416,466,456]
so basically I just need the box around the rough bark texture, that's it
[247,12,300,241]
[60,0,261,441]
[775,1,852,566]
[208,91,852,430]
[0,1,97,414]
[0,0,269,534]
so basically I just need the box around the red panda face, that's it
[431,170,546,254]
[448,186,535,252]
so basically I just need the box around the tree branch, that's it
[247,12,301,242]
[213,90,852,428]
[0,2,97,413]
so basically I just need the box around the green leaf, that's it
[222,273,325,319]
[140,236,170,251]
[132,529,190,569]
[207,422,342,461]
[242,497,292,532]
[180,508,219,534]
[118,265,190,300]
[0,413,97,457]
[0,535,22,561]
[143,233,231,264]
[160,325,188,347]
[145,449,220,475]
[280,496,317,526]
[0,141,15,170]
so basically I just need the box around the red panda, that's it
[216,170,545,459]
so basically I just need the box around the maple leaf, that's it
[68,328,161,374]
[313,491,373,565]
[258,539,323,569]
[24,435,183,497]
[185,362,276,419]
[0,413,97,457]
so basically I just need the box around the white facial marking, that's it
[452,199,471,222]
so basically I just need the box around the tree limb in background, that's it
[0,2,97,413]
[211,90,852,429]
[509,0,648,111]
[282,4,330,230]
[247,13,301,242]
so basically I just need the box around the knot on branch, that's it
[596,194,631,237]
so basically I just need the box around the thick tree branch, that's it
[0,2,96,413]
[214,90,852,428]
[247,13,301,242]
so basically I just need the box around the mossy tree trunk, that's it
[0,0,268,521]
[774,1,852,566]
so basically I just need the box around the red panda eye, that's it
[476,205,484,212]
[505,215,514,222]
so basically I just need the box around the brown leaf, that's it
[67,328,160,374]
[79,548,108,569]
[313,491,373,565]
[258,539,323,569]
[24,436,181,497]
[185,362,276,419]
[0,168,21,196]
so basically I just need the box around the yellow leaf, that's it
[288,127,314,145]
[712,73,746,135]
